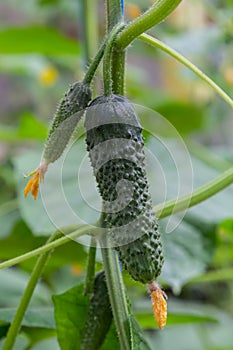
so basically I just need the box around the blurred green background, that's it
[0,0,233,349]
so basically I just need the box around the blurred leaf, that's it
[0,220,87,274]
[0,26,79,55]
[38,0,60,5]
[0,269,51,307]
[53,284,89,350]
[0,307,55,329]
[0,334,29,350]
[136,312,217,328]
[144,302,233,350]
[161,219,216,293]
[0,113,47,142]
[156,101,205,134]
[0,208,20,239]
[22,327,56,346]
[218,219,233,236]
[101,324,120,350]
[31,337,60,349]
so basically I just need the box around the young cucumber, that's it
[85,94,164,284]
[80,271,113,350]
[44,81,91,164]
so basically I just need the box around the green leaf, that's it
[0,113,47,142]
[0,307,55,329]
[0,269,51,307]
[155,100,205,134]
[218,219,233,236]
[0,209,20,239]
[53,284,89,350]
[31,337,60,350]
[161,218,216,293]
[144,301,233,350]
[136,312,217,328]
[129,314,152,350]
[0,220,87,274]
[0,334,29,350]
[0,26,79,55]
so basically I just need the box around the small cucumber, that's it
[44,81,91,164]
[80,271,112,350]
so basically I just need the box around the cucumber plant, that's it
[3,1,233,350]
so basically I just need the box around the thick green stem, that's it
[84,237,97,295]
[106,0,123,31]
[112,49,126,95]
[100,235,131,350]
[2,231,60,350]
[103,24,125,95]
[139,33,233,109]
[0,225,96,270]
[102,3,130,348]
[116,0,183,49]
[154,166,233,218]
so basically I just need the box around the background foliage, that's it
[0,0,233,349]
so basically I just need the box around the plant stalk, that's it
[84,236,97,295]
[115,0,183,49]
[0,225,96,270]
[100,235,131,350]
[103,24,125,95]
[2,231,60,350]
[154,166,233,218]
[139,33,233,109]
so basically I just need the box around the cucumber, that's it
[80,271,112,350]
[44,81,91,163]
[85,94,164,284]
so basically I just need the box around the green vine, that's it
[2,231,61,350]
[154,166,233,218]
[139,33,233,109]
[103,24,125,95]
[100,234,131,350]
[0,224,96,270]
[115,0,183,49]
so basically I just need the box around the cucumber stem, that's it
[0,225,96,271]
[83,39,106,85]
[84,237,97,295]
[100,235,131,350]
[2,231,61,350]
[115,0,183,49]
[103,24,125,96]
[139,33,233,109]
[154,166,233,218]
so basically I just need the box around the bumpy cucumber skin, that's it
[80,271,112,350]
[44,82,91,163]
[85,95,164,284]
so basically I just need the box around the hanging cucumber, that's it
[44,81,91,164]
[24,81,91,200]
[80,271,113,350]
[85,94,164,284]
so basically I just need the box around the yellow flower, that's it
[38,65,58,86]
[24,162,48,200]
[149,282,168,329]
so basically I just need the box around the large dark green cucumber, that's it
[44,81,91,163]
[85,94,164,284]
[80,271,112,350]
